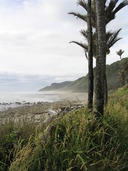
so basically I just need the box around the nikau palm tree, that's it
[71,29,122,58]
[69,0,128,27]
[87,0,93,110]
[94,0,106,116]
[116,49,125,59]
[69,0,128,108]
[71,28,122,105]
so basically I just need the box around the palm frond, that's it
[105,0,118,24]
[107,29,122,48]
[80,30,88,40]
[78,0,88,11]
[113,0,128,14]
[70,41,88,50]
[70,41,88,58]
[109,38,122,49]
[105,0,118,13]
[105,0,128,24]
[106,31,113,40]
[68,12,87,22]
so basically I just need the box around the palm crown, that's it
[116,49,125,59]
[69,0,128,58]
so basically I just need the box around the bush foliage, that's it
[0,85,128,171]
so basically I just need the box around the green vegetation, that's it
[119,58,128,86]
[39,81,72,91]
[0,84,128,171]
[116,49,125,59]
[64,75,88,92]
[40,58,128,92]
[69,0,128,113]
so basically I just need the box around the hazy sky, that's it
[0,0,128,91]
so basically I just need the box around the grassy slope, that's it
[40,58,128,92]
[66,58,128,92]
[0,85,128,171]
[64,75,88,92]
[106,60,121,90]
[39,81,72,91]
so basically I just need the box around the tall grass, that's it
[0,85,128,171]
[0,121,41,171]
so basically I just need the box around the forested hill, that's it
[39,81,72,91]
[39,58,128,92]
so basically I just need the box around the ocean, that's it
[0,91,61,111]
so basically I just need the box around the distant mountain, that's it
[39,58,128,92]
[39,81,72,91]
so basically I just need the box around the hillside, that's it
[1,84,128,170]
[39,58,128,92]
[39,81,71,91]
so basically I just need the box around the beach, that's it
[0,91,87,125]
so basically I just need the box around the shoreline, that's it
[0,91,88,125]
[0,99,86,125]
[0,91,87,111]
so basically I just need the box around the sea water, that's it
[0,91,60,111]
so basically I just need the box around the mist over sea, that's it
[0,91,87,111]
[0,91,61,111]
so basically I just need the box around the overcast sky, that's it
[0,0,128,91]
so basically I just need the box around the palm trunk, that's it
[94,0,106,117]
[104,72,108,105]
[87,0,94,110]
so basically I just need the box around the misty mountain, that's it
[39,81,72,91]
[40,58,128,92]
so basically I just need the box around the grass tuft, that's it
[0,85,128,171]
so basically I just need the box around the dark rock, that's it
[60,107,66,111]
[65,107,70,111]
[37,102,42,105]
[24,102,30,105]
[15,102,21,105]
[2,103,9,105]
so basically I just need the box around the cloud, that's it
[0,70,86,91]
[0,0,127,91]
[0,72,55,91]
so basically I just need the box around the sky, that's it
[0,0,128,91]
